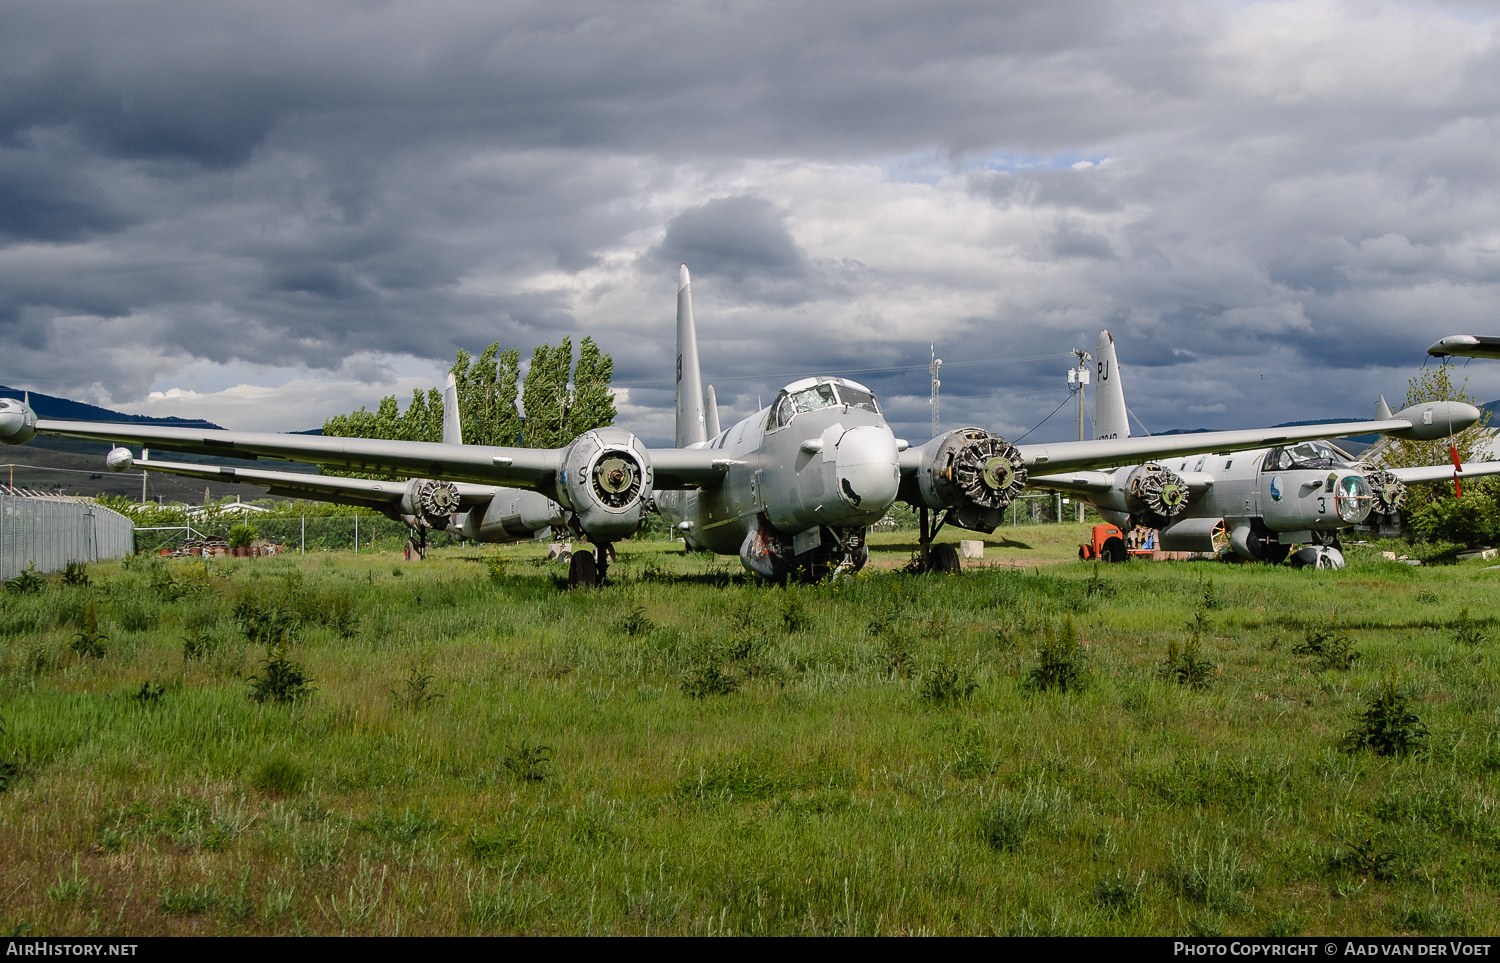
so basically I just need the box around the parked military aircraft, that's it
[1029,331,1500,566]
[1429,336,1500,360]
[86,374,568,563]
[0,266,1481,582]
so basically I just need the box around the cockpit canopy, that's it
[1262,440,1358,472]
[765,377,880,432]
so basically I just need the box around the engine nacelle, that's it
[460,489,568,542]
[554,427,654,542]
[900,427,1026,533]
[401,478,462,529]
[0,398,37,446]
[106,447,134,472]
[1364,468,1406,515]
[1121,463,1189,528]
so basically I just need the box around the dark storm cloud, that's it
[0,0,1499,442]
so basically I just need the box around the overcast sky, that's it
[4,0,1500,446]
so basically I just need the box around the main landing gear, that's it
[913,506,962,575]
[567,542,613,588]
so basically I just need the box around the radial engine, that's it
[900,427,1027,533]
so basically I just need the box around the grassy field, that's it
[2,522,1498,936]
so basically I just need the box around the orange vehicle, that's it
[1078,522,1127,563]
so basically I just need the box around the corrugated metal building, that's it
[0,488,135,580]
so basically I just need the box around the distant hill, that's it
[0,384,222,429]
[0,385,315,475]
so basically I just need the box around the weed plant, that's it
[68,600,108,659]
[1294,616,1360,671]
[1026,616,1087,692]
[3,530,1500,935]
[1452,607,1486,647]
[1344,677,1429,756]
[246,639,314,705]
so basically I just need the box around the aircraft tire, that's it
[931,543,962,574]
[568,550,598,589]
[1103,537,1127,563]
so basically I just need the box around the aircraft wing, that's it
[646,448,736,489]
[1012,418,1415,475]
[133,456,502,511]
[1028,469,1215,493]
[32,419,562,487]
[1428,336,1500,360]
[1386,461,1500,485]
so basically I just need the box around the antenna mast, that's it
[929,344,942,439]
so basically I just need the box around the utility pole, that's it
[1068,350,1092,523]
[929,345,942,439]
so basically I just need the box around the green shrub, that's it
[1453,607,1487,646]
[391,657,443,711]
[250,756,308,796]
[500,741,553,783]
[69,599,108,659]
[247,639,314,705]
[60,562,89,588]
[920,662,977,704]
[1294,616,1359,671]
[682,663,739,698]
[1026,616,1087,693]
[1094,869,1145,916]
[1344,677,1428,756]
[128,681,165,705]
[227,524,257,549]
[4,566,43,595]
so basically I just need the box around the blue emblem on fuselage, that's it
[1270,475,1282,502]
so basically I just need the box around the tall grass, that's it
[0,529,1497,934]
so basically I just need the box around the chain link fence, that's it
[1,488,135,579]
[132,514,470,556]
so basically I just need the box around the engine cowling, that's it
[460,489,568,542]
[0,398,37,446]
[1122,463,1189,528]
[554,427,654,542]
[1364,468,1406,515]
[401,479,462,529]
[902,427,1027,533]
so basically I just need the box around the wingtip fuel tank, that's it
[0,397,37,446]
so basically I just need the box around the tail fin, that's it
[1093,329,1129,440]
[705,385,721,438]
[442,371,463,445]
[1376,395,1393,421]
[675,264,708,447]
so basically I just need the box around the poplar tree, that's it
[569,336,617,439]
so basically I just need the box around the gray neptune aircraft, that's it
[1029,331,1500,567]
[0,265,1482,582]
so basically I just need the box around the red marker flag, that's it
[1451,444,1463,499]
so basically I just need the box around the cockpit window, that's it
[791,384,838,413]
[766,391,794,432]
[837,385,880,413]
[1263,441,1355,472]
[766,381,881,430]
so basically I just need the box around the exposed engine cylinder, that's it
[1364,468,1406,515]
[904,427,1027,533]
[1124,463,1189,528]
[555,427,654,542]
[402,479,462,529]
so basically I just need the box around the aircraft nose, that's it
[833,425,900,516]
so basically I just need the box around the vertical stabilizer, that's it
[1376,395,1393,421]
[705,385,721,438]
[675,264,708,448]
[442,371,463,445]
[1093,330,1129,440]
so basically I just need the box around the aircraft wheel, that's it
[568,550,597,589]
[931,543,962,574]
[1103,537,1127,563]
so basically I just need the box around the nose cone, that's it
[832,425,900,521]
